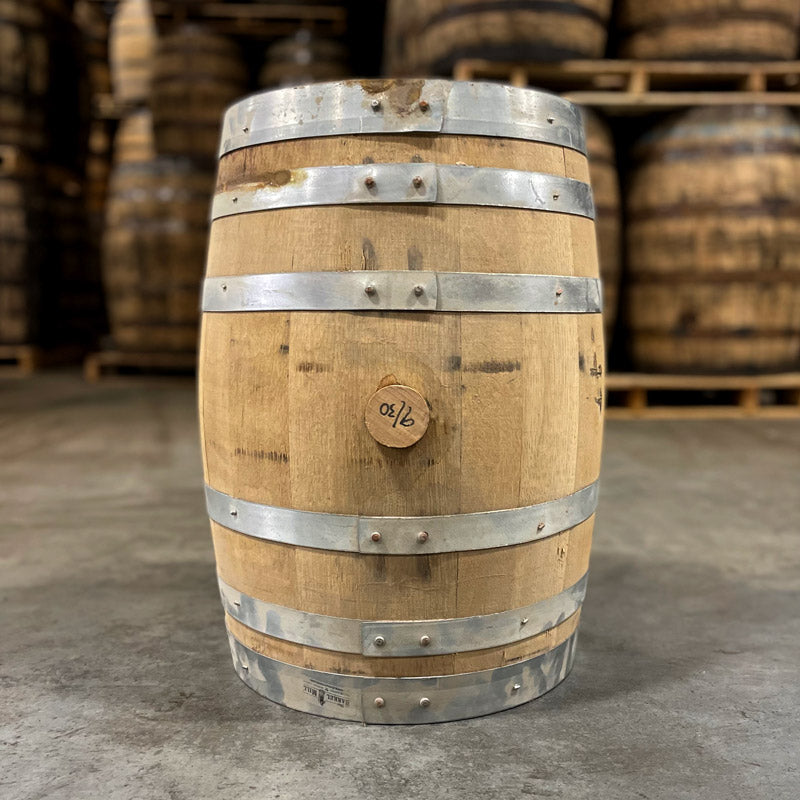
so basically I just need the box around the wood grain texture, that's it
[109,0,156,105]
[200,86,603,681]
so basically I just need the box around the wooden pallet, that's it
[0,345,42,377]
[452,59,800,112]
[605,373,800,419]
[150,1,347,38]
[84,350,197,381]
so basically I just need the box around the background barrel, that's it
[200,80,604,723]
[617,0,800,60]
[0,166,46,344]
[583,109,621,344]
[103,146,213,353]
[258,30,350,87]
[151,26,247,163]
[0,0,53,155]
[385,0,614,75]
[109,0,155,106]
[625,105,800,373]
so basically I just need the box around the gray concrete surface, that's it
[1,373,798,800]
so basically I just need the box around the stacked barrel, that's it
[615,2,800,373]
[0,0,103,350]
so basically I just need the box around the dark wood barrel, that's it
[0,162,46,344]
[0,0,54,154]
[258,30,349,88]
[200,79,604,723]
[73,0,111,97]
[151,26,247,163]
[385,0,613,75]
[626,105,800,374]
[103,154,213,352]
[583,109,621,344]
[618,0,800,60]
[109,0,156,106]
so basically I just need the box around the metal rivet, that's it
[371,99,381,111]
[521,618,529,626]
[364,176,376,188]
[555,287,563,296]
[370,530,381,541]
[419,635,431,647]
[232,197,238,203]
[221,284,227,292]
[233,600,241,607]
[365,285,377,297]
[374,636,386,647]
[413,285,425,297]
[412,176,423,188]
[241,663,249,671]
[553,193,560,200]
[417,530,429,542]
[512,683,521,692]
[242,126,249,133]
[374,697,385,708]
[419,100,429,112]
[547,116,555,124]
[230,508,238,517]
[537,521,545,531]
[419,697,431,708]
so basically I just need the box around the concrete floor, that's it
[1,374,798,800]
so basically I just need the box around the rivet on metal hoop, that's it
[365,285,377,297]
[374,697,385,708]
[417,530,429,542]
[419,635,431,647]
[512,683,521,692]
[371,99,381,111]
[419,697,431,708]
[374,636,386,648]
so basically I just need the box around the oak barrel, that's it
[151,26,247,163]
[626,105,800,373]
[0,167,46,344]
[109,0,156,105]
[258,30,350,88]
[385,0,613,75]
[103,139,213,352]
[199,80,604,723]
[618,0,800,60]
[583,109,621,344]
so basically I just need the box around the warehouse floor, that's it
[1,374,798,800]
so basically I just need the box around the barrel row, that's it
[385,0,800,73]
[200,79,605,724]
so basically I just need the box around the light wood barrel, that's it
[199,80,604,723]
[114,107,157,165]
[258,30,349,88]
[618,0,800,60]
[109,0,156,105]
[583,109,621,344]
[0,168,46,344]
[151,26,247,163]
[103,155,213,352]
[626,105,800,373]
[385,0,613,75]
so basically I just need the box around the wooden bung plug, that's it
[364,384,430,448]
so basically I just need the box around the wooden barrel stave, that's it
[109,0,156,105]
[200,81,603,722]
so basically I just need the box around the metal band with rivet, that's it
[210,164,594,220]
[202,272,602,314]
[226,630,578,724]
[219,573,587,656]
[219,80,587,157]
[205,480,598,555]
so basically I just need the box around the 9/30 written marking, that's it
[379,401,416,428]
